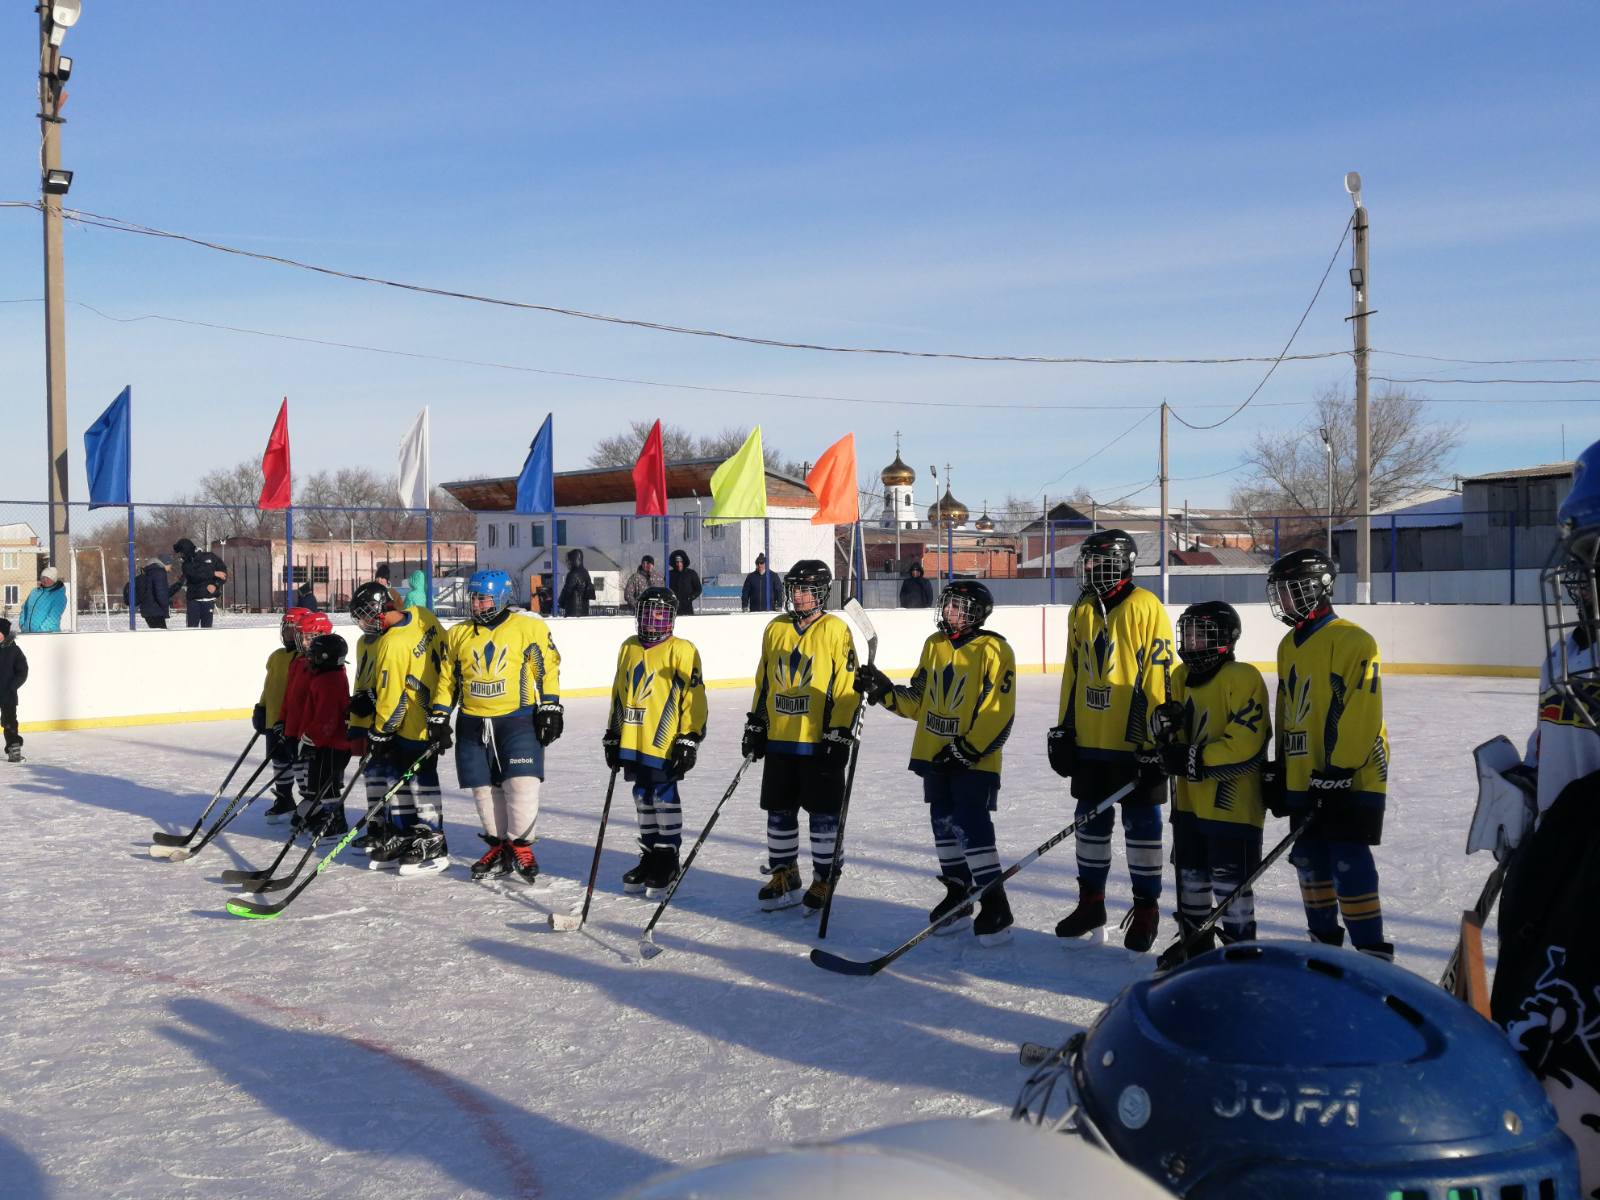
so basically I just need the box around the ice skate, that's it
[471,835,510,881]
[1155,920,1213,974]
[5,746,23,763]
[263,794,297,824]
[508,838,540,884]
[973,885,1014,947]
[397,827,449,877]
[643,847,679,900]
[1121,901,1160,954]
[1054,890,1107,944]
[758,864,803,911]
[929,875,973,936]
[366,826,413,871]
[800,872,836,916]
[622,851,652,895]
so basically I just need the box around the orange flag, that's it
[806,434,858,525]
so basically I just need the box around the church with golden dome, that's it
[877,436,976,531]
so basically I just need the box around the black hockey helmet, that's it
[784,559,832,622]
[937,579,993,636]
[350,579,397,635]
[1266,547,1336,626]
[1176,600,1241,681]
[307,632,348,673]
[636,585,678,647]
[1078,528,1137,596]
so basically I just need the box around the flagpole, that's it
[126,504,137,631]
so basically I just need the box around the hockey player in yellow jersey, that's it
[1047,529,1174,952]
[430,570,563,884]
[254,607,308,822]
[856,580,1018,944]
[601,587,708,898]
[1268,548,1392,960]
[349,579,449,876]
[742,559,861,914]
[1146,601,1270,971]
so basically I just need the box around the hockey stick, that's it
[150,731,262,846]
[637,755,757,959]
[1155,805,1318,971]
[817,598,878,939]
[550,766,620,932]
[225,746,437,920]
[811,781,1136,977]
[152,756,293,862]
[1439,860,1507,996]
[243,754,372,893]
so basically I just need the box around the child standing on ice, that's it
[0,617,28,763]
[601,587,708,898]
[299,632,366,839]
[253,608,306,824]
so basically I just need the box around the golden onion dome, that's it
[975,510,995,532]
[880,454,916,487]
[927,489,969,526]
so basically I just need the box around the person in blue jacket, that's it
[19,566,66,633]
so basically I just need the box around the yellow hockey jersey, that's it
[259,646,295,727]
[881,630,1017,777]
[1275,612,1389,806]
[1169,659,1270,833]
[348,632,380,733]
[607,635,709,770]
[371,606,445,740]
[1057,585,1174,763]
[750,612,861,755]
[434,611,561,719]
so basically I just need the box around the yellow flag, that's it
[706,427,768,524]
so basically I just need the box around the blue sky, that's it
[1,2,1596,520]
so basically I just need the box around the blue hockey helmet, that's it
[1540,439,1600,728]
[466,569,513,624]
[1014,942,1579,1198]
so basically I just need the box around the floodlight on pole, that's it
[47,0,81,47]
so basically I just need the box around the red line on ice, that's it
[4,951,544,1199]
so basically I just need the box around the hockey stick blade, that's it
[549,911,583,932]
[150,732,263,851]
[225,897,286,920]
[149,842,187,860]
[150,830,195,847]
[807,947,880,976]
[637,935,664,960]
[219,866,272,886]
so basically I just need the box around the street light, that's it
[1319,427,1334,560]
[43,168,72,194]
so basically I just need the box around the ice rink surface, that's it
[0,673,1535,1199]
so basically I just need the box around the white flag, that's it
[398,407,430,509]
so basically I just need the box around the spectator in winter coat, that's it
[19,566,67,633]
[133,558,171,628]
[668,550,702,616]
[623,556,656,609]
[396,568,428,609]
[558,548,596,617]
[294,581,321,612]
[172,538,228,628]
[741,554,778,612]
[900,563,935,608]
[0,617,27,761]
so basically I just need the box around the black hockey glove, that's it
[365,726,395,761]
[347,691,376,720]
[854,662,894,706]
[1308,766,1355,803]
[1046,724,1076,778]
[601,727,621,771]
[741,714,768,762]
[534,700,564,747]
[426,709,453,751]
[668,734,700,777]
[1135,747,1168,790]
[1149,700,1185,746]
[1261,761,1289,817]
[1161,741,1203,782]
[930,737,981,774]
[252,704,267,734]
[820,727,856,769]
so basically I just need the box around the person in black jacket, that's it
[0,617,27,762]
[294,581,321,612]
[133,558,171,628]
[900,563,935,608]
[668,549,702,616]
[741,554,778,612]
[558,548,596,617]
[172,538,228,628]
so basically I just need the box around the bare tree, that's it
[1231,386,1462,520]
[192,461,282,539]
[588,420,805,477]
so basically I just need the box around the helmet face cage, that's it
[280,607,307,649]
[637,595,676,646]
[1079,544,1131,596]
[350,585,391,635]
[1177,612,1234,675]
[296,613,331,653]
[1267,573,1329,625]
[785,578,829,621]
[467,576,511,624]
[937,586,984,636]
[1540,528,1600,730]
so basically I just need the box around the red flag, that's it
[632,419,667,516]
[258,398,292,510]
[806,433,858,525]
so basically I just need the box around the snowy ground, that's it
[0,674,1534,1199]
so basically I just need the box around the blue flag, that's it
[515,413,555,514]
[84,386,132,509]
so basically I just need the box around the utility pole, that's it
[1347,172,1372,603]
[1320,426,1334,560]
[38,2,79,578]
[1158,401,1169,602]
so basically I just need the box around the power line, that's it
[1032,408,1158,499]
[1374,374,1600,386]
[1169,214,1355,432]
[0,200,1351,367]
[1373,349,1600,366]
